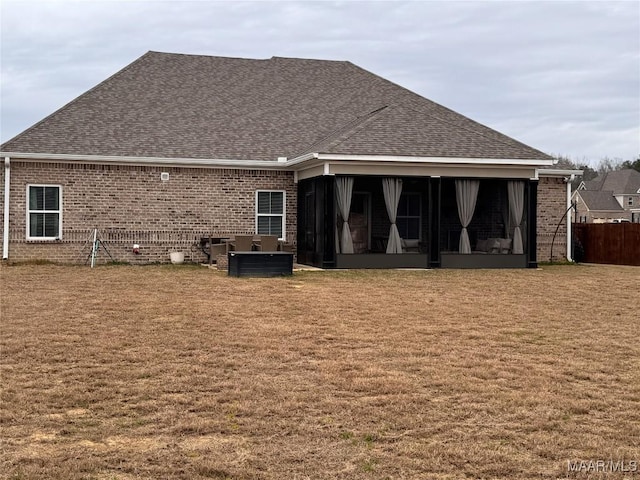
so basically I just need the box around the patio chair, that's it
[258,235,279,252]
[209,243,227,264]
[231,235,254,252]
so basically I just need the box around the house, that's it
[573,169,640,223]
[1,51,579,268]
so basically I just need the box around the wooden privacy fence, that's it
[573,223,640,266]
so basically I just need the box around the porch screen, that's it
[335,177,354,254]
[382,178,403,254]
[508,180,525,254]
[455,179,480,254]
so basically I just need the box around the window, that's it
[396,193,421,239]
[628,197,634,206]
[27,185,62,240]
[256,190,285,239]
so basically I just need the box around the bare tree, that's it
[597,156,625,174]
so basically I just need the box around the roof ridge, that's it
[270,55,349,64]
[147,51,276,62]
[1,51,153,149]
[148,51,351,64]
[293,106,389,157]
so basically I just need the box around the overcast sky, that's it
[1,0,638,166]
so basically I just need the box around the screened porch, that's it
[296,174,538,269]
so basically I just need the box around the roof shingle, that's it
[1,51,553,162]
[585,170,640,195]
[578,190,625,211]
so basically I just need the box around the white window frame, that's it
[628,196,634,206]
[397,192,422,240]
[255,190,286,241]
[26,184,63,241]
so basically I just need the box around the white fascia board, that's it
[0,151,286,170]
[4,150,560,171]
[287,152,555,168]
[537,168,584,177]
[285,152,318,166]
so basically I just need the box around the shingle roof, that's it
[1,51,553,162]
[582,179,604,190]
[585,169,640,195]
[577,190,625,211]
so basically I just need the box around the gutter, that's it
[3,157,9,260]
[287,152,556,168]
[0,152,290,170]
[1,150,559,171]
[566,174,574,261]
[537,168,583,177]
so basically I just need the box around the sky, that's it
[1,0,638,166]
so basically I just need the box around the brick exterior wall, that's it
[537,176,568,262]
[1,161,296,264]
[1,160,572,266]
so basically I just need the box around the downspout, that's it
[566,174,574,261]
[3,157,10,260]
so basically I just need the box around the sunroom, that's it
[293,155,542,269]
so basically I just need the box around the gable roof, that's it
[580,179,603,190]
[582,169,640,194]
[577,190,625,211]
[1,51,553,162]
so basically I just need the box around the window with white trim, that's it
[397,193,421,240]
[27,185,62,240]
[628,196,634,206]
[256,190,285,240]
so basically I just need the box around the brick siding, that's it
[537,176,568,262]
[1,161,296,264]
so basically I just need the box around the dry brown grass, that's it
[1,263,638,479]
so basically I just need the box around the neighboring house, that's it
[573,169,640,223]
[1,51,579,268]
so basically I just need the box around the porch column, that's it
[322,176,336,268]
[429,177,441,268]
[527,179,538,268]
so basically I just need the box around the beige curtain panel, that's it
[335,176,354,254]
[455,179,480,254]
[382,177,403,254]
[508,180,525,254]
